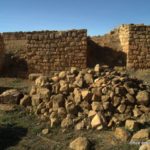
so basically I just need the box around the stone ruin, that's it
[0,24,150,149]
[0,64,150,148]
[0,24,150,77]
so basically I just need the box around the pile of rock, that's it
[20,65,150,130]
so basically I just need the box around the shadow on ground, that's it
[0,123,27,150]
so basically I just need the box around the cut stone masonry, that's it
[0,24,150,76]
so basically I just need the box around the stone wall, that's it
[88,26,128,67]
[26,30,87,74]
[2,32,27,76]
[0,34,4,72]
[2,30,87,76]
[91,28,122,51]
[127,24,150,69]
[1,24,150,76]
[88,24,150,69]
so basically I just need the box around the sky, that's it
[0,0,150,35]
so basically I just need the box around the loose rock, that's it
[69,137,91,150]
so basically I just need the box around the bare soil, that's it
[0,107,139,150]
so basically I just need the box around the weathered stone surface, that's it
[51,76,59,83]
[73,88,82,104]
[126,93,135,103]
[91,113,106,128]
[0,89,23,104]
[81,89,92,102]
[30,86,37,95]
[139,142,150,150]
[58,107,67,118]
[37,87,50,99]
[65,101,78,115]
[20,95,31,107]
[29,73,43,81]
[59,71,66,79]
[75,120,85,130]
[125,119,139,131]
[59,80,69,92]
[35,76,49,87]
[136,91,150,105]
[32,94,41,106]
[94,64,100,73]
[133,106,142,117]
[61,116,73,128]
[69,137,91,150]
[131,129,150,142]
[42,128,49,135]
[117,104,126,113]
[114,127,130,142]
[112,96,121,107]
[70,67,78,74]
[101,95,110,102]
[84,73,93,84]
[50,117,60,127]
[88,110,96,118]
[52,94,64,111]
[91,101,101,111]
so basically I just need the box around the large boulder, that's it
[0,89,23,104]
[131,129,150,142]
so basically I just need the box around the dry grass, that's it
[0,106,139,150]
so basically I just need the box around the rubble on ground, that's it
[69,136,91,150]
[0,65,150,134]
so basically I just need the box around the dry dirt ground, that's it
[0,70,149,150]
[0,107,139,150]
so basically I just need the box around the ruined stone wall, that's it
[127,25,150,69]
[119,25,130,53]
[2,32,27,76]
[26,30,87,74]
[0,34,4,72]
[88,26,128,67]
[91,28,122,51]
[3,32,27,55]
[89,24,150,69]
[1,24,150,75]
[2,30,87,76]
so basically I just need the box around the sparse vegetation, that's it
[1,66,150,149]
